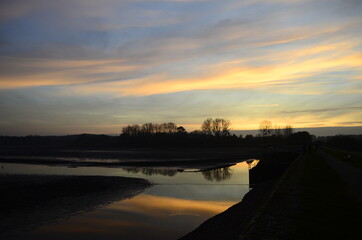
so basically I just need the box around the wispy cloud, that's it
[252,104,279,107]
[0,0,361,134]
[280,107,362,114]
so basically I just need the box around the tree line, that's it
[120,118,295,139]
[5,118,351,149]
[118,118,315,147]
[120,118,231,137]
[121,122,186,136]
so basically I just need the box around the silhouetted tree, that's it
[141,123,155,134]
[176,126,187,134]
[201,118,231,136]
[122,124,141,136]
[122,122,179,136]
[259,120,272,137]
[165,122,177,133]
[212,118,231,136]
[201,118,213,135]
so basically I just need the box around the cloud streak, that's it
[0,0,361,134]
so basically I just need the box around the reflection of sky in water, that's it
[4,162,253,240]
[25,194,236,240]
[1,161,251,184]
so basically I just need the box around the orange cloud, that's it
[0,57,139,89]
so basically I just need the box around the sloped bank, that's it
[179,152,300,240]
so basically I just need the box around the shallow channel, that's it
[1,160,257,240]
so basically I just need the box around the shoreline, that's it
[179,153,300,240]
[0,146,265,170]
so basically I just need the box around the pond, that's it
[1,160,258,240]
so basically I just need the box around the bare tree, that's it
[201,118,213,135]
[220,119,231,136]
[154,123,162,133]
[141,123,155,134]
[212,118,223,136]
[202,118,230,136]
[213,118,231,136]
[122,124,141,136]
[259,120,272,137]
[165,122,177,133]
[157,122,177,133]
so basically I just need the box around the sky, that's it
[0,0,361,136]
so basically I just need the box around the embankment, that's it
[180,152,299,240]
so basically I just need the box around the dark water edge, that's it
[0,146,265,168]
[0,174,151,239]
[179,180,277,240]
[179,152,299,240]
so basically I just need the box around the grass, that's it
[322,147,362,170]
[293,151,362,240]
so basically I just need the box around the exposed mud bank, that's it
[0,174,151,239]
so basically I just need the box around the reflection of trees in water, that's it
[246,159,259,169]
[125,168,179,176]
[202,167,231,182]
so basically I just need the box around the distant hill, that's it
[231,126,362,137]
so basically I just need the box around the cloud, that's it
[252,104,279,107]
[0,0,361,134]
[0,0,35,24]
[1,36,361,97]
[0,56,146,89]
[280,107,362,114]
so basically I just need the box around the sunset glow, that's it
[0,0,361,135]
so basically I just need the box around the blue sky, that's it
[0,0,361,135]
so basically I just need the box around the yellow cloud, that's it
[0,57,140,89]
[1,37,361,98]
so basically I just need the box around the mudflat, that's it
[0,174,151,239]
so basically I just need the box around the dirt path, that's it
[318,150,362,202]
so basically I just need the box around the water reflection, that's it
[246,159,259,169]
[0,162,249,185]
[3,161,254,240]
[202,167,231,182]
[1,175,150,240]
[124,167,233,182]
[25,190,237,240]
[125,168,180,176]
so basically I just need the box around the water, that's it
[1,160,258,240]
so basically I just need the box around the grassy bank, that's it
[180,150,362,240]
[294,152,362,240]
[322,147,362,170]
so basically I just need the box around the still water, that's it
[1,160,257,240]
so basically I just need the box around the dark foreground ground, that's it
[180,148,362,240]
[0,174,151,239]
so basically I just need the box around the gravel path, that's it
[318,150,362,202]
